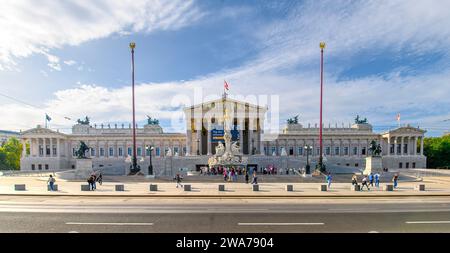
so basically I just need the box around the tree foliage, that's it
[423,135,450,169]
[0,137,22,170]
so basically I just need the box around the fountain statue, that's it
[207,106,246,168]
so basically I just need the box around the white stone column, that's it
[196,119,201,156]
[358,139,361,157]
[394,136,398,156]
[22,139,27,157]
[413,136,417,155]
[56,138,60,157]
[258,129,264,155]
[400,136,404,156]
[50,138,54,157]
[420,136,424,155]
[186,130,192,156]
[43,138,47,157]
[239,119,244,155]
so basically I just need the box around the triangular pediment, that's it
[21,127,66,137]
[184,97,266,111]
[385,126,426,135]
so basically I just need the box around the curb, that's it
[1,193,450,198]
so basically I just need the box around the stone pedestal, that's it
[47,184,58,191]
[319,184,327,191]
[149,184,158,191]
[252,185,259,191]
[351,185,360,191]
[115,185,125,191]
[363,156,383,175]
[415,184,425,191]
[75,158,94,179]
[184,184,191,191]
[286,185,293,191]
[218,185,225,191]
[384,184,394,191]
[14,184,26,191]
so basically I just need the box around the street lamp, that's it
[304,145,312,174]
[146,145,154,175]
[197,138,200,155]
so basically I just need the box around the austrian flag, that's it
[224,80,229,90]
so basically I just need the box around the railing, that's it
[0,170,57,177]
[395,168,450,179]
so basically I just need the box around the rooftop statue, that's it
[146,115,159,125]
[355,115,368,124]
[287,115,299,125]
[77,116,90,125]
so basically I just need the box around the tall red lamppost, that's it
[319,41,326,172]
[129,42,139,174]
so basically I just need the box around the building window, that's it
[109,147,114,156]
[298,147,303,156]
[155,147,160,156]
[353,147,358,155]
[174,147,179,155]
[399,162,403,168]
[397,145,401,154]
[137,147,142,156]
[346,163,350,167]
[413,162,416,168]
[325,147,330,155]
[91,148,96,157]
[127,147,132,156]
[271,147,276,155]
[404,144,408,154]
[344,147,349,156]
[39,145,44,156]
[289,147,294,156]
[52,145,57,156]
[146,147,151,156]
[316,148,320,156]
[100,148,105,157]
[355,163,359,167]
[335,147,340,156]
[38,164,42,170]
[72,148,76,157]
[31,164,35,170]
[406,162,409,168]
[362,147,366,155]
[118,147,123,157]
[390,144,394,154]
[183,147,186,155]
[46,145,50,155]
[45,164,49,170]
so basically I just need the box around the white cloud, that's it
[0,0,204,70]
[63,60,77,66]
[1,0,450,136]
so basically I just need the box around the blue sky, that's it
[0,0,449,136]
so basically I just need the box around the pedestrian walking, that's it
[369,173,374,187]
[326,173,332,188]
[47,174,56,191]
[91,174,97,190]
[245,172,249,184]
[175,173,183,188]
[251,171,258,185]
[375,172,380,187]
[361,176,370,191]
[87,175,95,191]
[97,173,103,186]
[351,174,358,186]
[393,174,399,188]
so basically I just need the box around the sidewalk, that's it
[1,176,449,198]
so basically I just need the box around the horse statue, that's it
[369,140,382,156]
[75,141,90,159]
[77,116,90,125]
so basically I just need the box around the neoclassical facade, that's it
[19,97,427,175]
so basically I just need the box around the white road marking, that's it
[406,221,450,224]
[238,222,324,226]
[66,222,153,226]
[368,231,379,233]
[68,231,79,233]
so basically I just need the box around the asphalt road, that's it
[1,196,450,232]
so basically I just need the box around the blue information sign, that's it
[211,129,239,142]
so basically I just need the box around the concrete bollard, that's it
[149,184,158,191]
[252,184,259,191]
[286,185,293,191]
[350,185,360,191]
[47,184,58,191]
[384,184,394,191]
[415,184,425,191]
[218,184,225,191]
[184,184,191,191]
[14,184,26,191]
[319,184,327,191]
[115,184,124,191]
[81,185,91,191]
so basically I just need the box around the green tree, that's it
[423,135,450,169]
[0,137,22,170]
